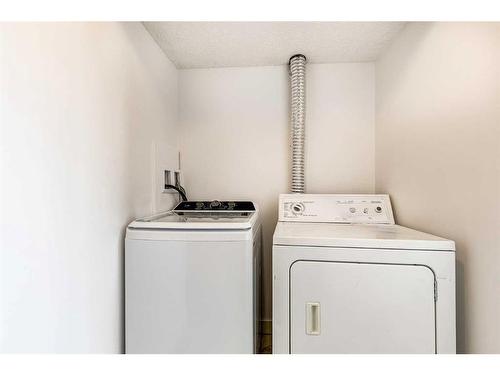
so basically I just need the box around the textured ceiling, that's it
[143,22,406,69]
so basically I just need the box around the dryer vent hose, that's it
[289,54,307,194]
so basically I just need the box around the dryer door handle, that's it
[306,302,321,335]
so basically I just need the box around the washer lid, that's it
[273,222,455,251]
[128,210,258,230]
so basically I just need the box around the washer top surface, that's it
[273,221,455,251]
[128,201,258,230]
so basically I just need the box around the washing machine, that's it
[273,194,456,354]
[125,200,261,353]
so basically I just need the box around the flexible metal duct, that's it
[289,54,307,193]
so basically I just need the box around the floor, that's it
[258,321,272,354]
[259,334,272,354]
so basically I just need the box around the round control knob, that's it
[210,200,221,208]
[291,202,305,215]
[375,206,382,213]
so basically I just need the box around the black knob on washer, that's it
[210,200,221,208]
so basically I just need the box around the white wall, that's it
[376,22,500,353]
[179,64,375,319]
[0,23,178,352]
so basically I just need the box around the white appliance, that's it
[125,200,261,353]
[273,194,456,354]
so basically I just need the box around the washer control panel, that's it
[279,194,395,224]
[174,200,255,212]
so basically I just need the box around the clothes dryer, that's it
[272,194,455,354]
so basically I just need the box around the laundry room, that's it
[1,2,500,368]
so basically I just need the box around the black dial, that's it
[210,200,221,208]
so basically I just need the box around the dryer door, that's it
[290,261,436,353]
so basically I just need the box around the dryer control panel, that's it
[279,194,395,224]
